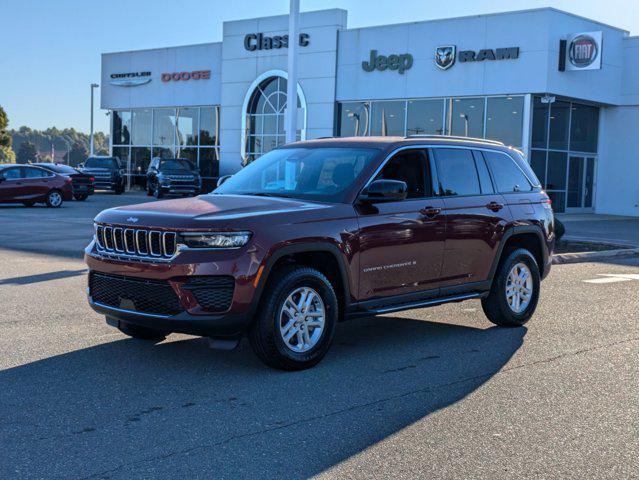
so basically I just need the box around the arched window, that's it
[242,71,306,164]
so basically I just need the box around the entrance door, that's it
[566,156,596,212]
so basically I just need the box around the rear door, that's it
[356,148,446,300]
[432,147,513,290]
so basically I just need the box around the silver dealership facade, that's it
[101,7,639,216]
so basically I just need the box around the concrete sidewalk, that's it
[556,213,639,247]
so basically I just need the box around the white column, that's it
[521,94,532,161]
[285,0,300,144]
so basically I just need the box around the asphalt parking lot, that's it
[1,193,638,479]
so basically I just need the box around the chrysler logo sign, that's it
[109,71,151,87]
[435,46,456,70]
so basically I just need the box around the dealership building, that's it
[101,7,639,216]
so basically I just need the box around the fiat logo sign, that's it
[569,35,598,68]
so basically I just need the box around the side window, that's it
[473,151,495,194]
[482,150,533,193]
[23,167,46,178]
[375,149,431,199]
[2,168,23,180]
[433,148,481,196]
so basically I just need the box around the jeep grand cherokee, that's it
[85,136,554,370]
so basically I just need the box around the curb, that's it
[552,248,639,265]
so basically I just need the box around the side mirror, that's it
[359,179,408,203]
[217,175,232,187]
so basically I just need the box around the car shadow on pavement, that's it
[0,315,526,478]
[0,269,87,285]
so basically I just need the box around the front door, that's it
[356,148,445,300]
[566,156,596,213]
[0,167,26,202]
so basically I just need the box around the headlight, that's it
[180,231,251,248]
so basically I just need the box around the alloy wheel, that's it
[505,262,533,314]
[278,286,325,353]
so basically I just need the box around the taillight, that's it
[65,177,73,184]
[90,177,95,182]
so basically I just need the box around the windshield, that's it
[41,164,78,174]
[214,147,380,203]
[85,157,118,169]
[160,159,195,171]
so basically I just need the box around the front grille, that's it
[89,272,183,316]
[182,276,235,312]
[95,224,177,261]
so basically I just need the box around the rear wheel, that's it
[45,189,63,208]
[248,266,338,370]
[117,322,167,341]
[482,248,540,327]
[74,193,88,201]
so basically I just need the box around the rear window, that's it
[39,164,78,175]
[85,157,118,169]
[482,150,534,193]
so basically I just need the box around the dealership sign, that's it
[565,32,602,71]
[162,70,211,82]
[362,50,413,74]
[435,46,519,70]
[244,32,310,51]
[109,71,151,87]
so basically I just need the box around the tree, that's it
[16,141,38,164]
[66,141,88,166]
[0,106,16,163]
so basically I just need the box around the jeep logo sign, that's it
[566,32,602,70]
[362,50,414,74]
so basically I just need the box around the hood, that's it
[94,194,334,230]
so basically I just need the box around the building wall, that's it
[101,43,222,110]
[218,9,346,175]
[596,106,639,216]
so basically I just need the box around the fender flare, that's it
[251,242,353,315]
[487,225,549,283]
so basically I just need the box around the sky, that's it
[2,0,639,135]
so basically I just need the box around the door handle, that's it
[420,206,441,218]
[486,201,504,212]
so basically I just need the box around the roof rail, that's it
[405,134,504,146]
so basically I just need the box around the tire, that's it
[114,184,124,195]
[248,266,338,370]
[154,184,164,199]
[45,189,63,208]
[22,201,35,207]
[117,322,167,341]
[74,193,88,201]
[482,248,540,327]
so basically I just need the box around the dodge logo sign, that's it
[569,35,597,67]
[435,46,456,70]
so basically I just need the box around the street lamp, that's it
[89,83,99,156]
[460,113,469,137]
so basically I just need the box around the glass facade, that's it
[530,96,599,212]
[336,95,525,148]
[111,106,220,191]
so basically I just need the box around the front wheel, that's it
[248,267,338,370]
[482,248,540,327]
[74,193,88,201]
[45,189,63,208]
[117,322,167,341]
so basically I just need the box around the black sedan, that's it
[33,163,95,201]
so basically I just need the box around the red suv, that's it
[86,137,555,370]
[0,164,73,207]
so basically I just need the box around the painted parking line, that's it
[583,274,639,284]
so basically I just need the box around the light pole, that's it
[285,0,300,144]
[90,83,99,156]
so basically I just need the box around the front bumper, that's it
[84,242,262,337]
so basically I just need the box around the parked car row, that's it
[0,156,203,208]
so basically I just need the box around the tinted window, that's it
[2,168,22,180]
[548,101,570,150]
[85,157,118,169]
[482,151,532,193]
[569,104,599,153]
[23,167,48,178]
[485,96,524,147]
[338,102,370,137]
[546,151,567,190]
[375,149,430,199]
[215,147,379,203]
[433,148,481,196]
[473,152,494,194]
[370,101,406,136]
[406,99,445,136]
[450,98,484,138]
[160,159,195,171]
[531,96,549,149]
